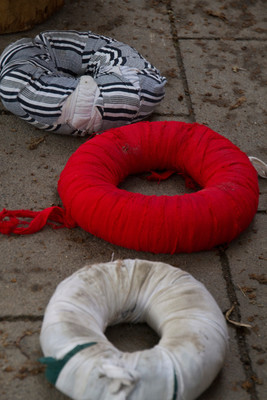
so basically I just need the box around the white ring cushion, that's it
[40,259,228,400]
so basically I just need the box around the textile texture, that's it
[57,121,259,253]
[40,259,228,400]
[0,30,166,135]
[0,121,259,254]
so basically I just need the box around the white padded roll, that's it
[40,259,228,400]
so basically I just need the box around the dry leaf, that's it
[229,96,246,110]
[225,305,252,328]
[232,66,246,73]
[249,273,267,284]
[206,9,227,21]
[28,136,46,150]
[249,157,267,179]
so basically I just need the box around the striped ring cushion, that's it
[0,30,166,136]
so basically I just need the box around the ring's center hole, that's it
[105,323,160,352]
[119,171,199,196]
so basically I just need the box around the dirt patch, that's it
[202,96,229,108]
[206,9,227,22]
[229,96,247,110]
[97,15,125,32]
[14,360,45,380]
[249,273,267,285]
[27,136,46,150]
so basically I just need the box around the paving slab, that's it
[227,214,267,399]
[197,330,251,400]
[172,0,267,39]
[180,39,267,156]
[0,321,68,400]
[0,116,85,210]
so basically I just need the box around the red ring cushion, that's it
[58,121,259,254]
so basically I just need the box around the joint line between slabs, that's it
[178,37,267,41]
[153,112,193,118]
[0,315,43,322]
[166,0,196,123]
[219,247,259,400]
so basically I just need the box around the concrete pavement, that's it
[0,1,266,399]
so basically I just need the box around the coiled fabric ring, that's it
[0,30,166,135]
[0,121,259,253]
[40,259,228,400]
[57,120,259,253]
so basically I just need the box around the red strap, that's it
[0,207,76,235]
[146,170,175,182]
[147,170,198,189]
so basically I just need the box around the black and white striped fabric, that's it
[0,30,166,135]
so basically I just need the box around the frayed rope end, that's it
[0,206,76,235]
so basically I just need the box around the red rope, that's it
[146,170,175,182]
[0,207,75,235]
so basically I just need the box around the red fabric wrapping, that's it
[55,121,259,254]
[0,121,259,252]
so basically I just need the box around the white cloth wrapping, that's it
[40,259,228,400]
[58,75,102,134]
[57,65,142,135]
